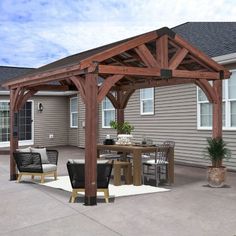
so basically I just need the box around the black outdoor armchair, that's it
[13,149,58,183]
[67,160,113,203]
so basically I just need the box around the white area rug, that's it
[39,176,170,197]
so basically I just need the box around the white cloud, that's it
[0,0,235,67]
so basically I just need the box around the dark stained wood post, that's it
[116,90,125,134]
[212,79,222,138]
[117,108,124,123]
[84,72,98,205]
[9,89,19,180]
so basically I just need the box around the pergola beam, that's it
[156,35,169,68]
[120,78,196,91]
[174,34,230,77]
[79,31,158,70]
[4,66,86,89]
[98,65,221,79]
[169,48,188,69]
[134,44,160,68]
[98,74,124,103]
[27,85,69,91]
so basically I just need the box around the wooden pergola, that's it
[2,27,231,205]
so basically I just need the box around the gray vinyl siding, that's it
[0,95,69,147]
[78,95,85,148]
[33,96,69,147]
[68,128,77,146]
[125,84,236,170]
[68,95,78,146]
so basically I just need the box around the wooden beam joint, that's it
[160,69,172,79]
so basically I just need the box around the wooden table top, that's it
[97,144,157,152]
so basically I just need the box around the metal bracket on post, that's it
[160,69,172,79]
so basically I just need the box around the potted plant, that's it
[110,120,134,144]
[205,137,231,187]
[110,120,134,134]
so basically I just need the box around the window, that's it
[70,97,78,128]
[102,97,115,128]
[197,70,236,129]
[0,101,33,147]
[140,88,154,115]
[0,101,10,142]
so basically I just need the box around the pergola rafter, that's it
[2,27,231,205]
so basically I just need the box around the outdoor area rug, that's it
[38,176,170,198]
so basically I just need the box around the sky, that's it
[0,0,236,68]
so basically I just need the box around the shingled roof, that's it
[173,22,236,57]
[0,66,34,90]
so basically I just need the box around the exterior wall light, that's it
[37,102,43,112]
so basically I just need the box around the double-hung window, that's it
[197,70,236,129]
[140,88,154,115]
[102,97,115,128]
[70,97,78,128]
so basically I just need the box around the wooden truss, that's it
[2,27,230,205]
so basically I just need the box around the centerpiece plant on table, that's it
[110,120,134,145]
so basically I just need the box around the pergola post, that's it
[84,72,98,205]
[212,79,223,138]
[117,108,124,124]
[116,90,125,134]
[9,89,19,180]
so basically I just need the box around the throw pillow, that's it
[31,147,49,164]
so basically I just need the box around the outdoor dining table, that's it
[97,144,174,186]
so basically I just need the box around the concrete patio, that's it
[0,146,236,236]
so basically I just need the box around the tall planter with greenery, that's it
[205,137,231,187]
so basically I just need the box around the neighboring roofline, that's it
[0,91,77,96]
[213,53,236,65]
[0,65,35,70]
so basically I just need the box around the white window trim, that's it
[140,88,154,115]
[102,97,115,128]
[197,69,236,131]
[70,97,78,128]
[0,100,34,147]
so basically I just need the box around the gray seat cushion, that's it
[68,159,109,164]
[16,147,31,153]
[42,164,57,173]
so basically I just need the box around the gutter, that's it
[0,91,78,96]
[213,52,236,65]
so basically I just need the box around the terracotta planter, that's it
[207,166,226,187]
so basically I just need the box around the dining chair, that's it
[142,144,170,186]
[163,140,175,148]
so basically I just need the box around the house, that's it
[1,22,236,170]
